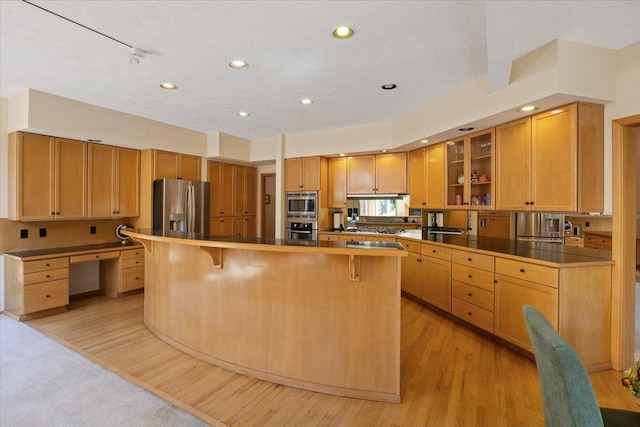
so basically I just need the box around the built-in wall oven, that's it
[286,220,318,241]
[286,191,318,220]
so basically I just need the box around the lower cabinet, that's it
[400,243,421,298]
[210,217,234,236]
[100,248,145,298]
[232,216,257,238]
[420,243,452,312]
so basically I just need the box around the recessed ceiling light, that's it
[339,153,345,157]
[381,84,397,90]
[332,26,354,39]
[237,111,250,117]
[518,105,538,112]
[300,98,314,105]
[381,149,388,153]
[229,60,248,69]
[420,139,428,143]
[459,127,474,132]
[160,82,177,90]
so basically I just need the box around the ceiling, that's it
[1,1,639,141]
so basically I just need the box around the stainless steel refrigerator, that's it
[516,212,564,244]
[153,178,210,234]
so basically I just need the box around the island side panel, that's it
[143,241,401,402]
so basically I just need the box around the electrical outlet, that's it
[20,229,28,238]
[90,226,96,234]
[585,221,590,227]
[39,228,47,237]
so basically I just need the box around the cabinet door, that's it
[178,155,202,181]
[232,165,245,216]
[210,217,233,236]
[445,138,466,207]
[116,148,140,217]
[244,216,256,238]
[531,104,577,211]
[425,143,445,208]
[54,138,87,219]
[14,133,54,220]
[301,157,321,191]
[469,129,494,208]
[88,143,115,218]
[496,118,531,210]
[208,161,234,217]
[409,148,426,207]
[376,153,407,194]
[328,157,347,208]
[401,251,422,298]
[491,216,510,239]
[244,167,257,215]
[153,150,179,179]
[285,158,302,191]
[421,257,451,312]
[494,274,558,351]
[347,155,376,194]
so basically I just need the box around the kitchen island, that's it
[122,229,406,403]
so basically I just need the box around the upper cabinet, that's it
[153,150,202,181]
[328,157,347,208]
[409,143,444,209]
[233,165,257,216]
[496,102,603,212]
[347,153,407,195]
[8,132,87,221]
[88,143,140,218]
[285,157,324,191]
[208,160,235,217]
[445,128,495,209]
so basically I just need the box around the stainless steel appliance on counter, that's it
[154,178,210,234]
[516,212,564,243]
[286,191,318,220]
[286,220,318,241]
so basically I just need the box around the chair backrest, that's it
[522,305,604,427]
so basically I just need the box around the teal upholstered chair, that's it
[522,305,640,427]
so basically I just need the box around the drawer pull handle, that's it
[520,268,525,273]
[468,293,473,297]
[135,261,139,264]
[467,312,472,316]
[432,250,436,253]
[46,275,50,278]
[468,274,472,279]
[468,258,472,262]
[135,277,139,280]
[96,255,100,259]
[45,294,50,298]
[45,263,50,267]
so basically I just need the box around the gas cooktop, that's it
[423,226,465,235]
[345,226,407,235]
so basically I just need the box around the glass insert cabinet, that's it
[445,128,495,209]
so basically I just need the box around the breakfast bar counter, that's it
[123,229,406,403]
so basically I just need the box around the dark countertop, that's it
[396,231,613,266]
[3,241,142,260]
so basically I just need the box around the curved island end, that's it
[123,229,407,403]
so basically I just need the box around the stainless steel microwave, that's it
[286,191,317,219]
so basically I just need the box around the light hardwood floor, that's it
[25,294,639,426]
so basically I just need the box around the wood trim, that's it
[611,114,640,371]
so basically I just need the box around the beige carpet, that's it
[0,315,211,426]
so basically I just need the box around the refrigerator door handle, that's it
[186,185,195,232]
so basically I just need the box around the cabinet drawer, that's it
[397,238,419,254]
[23,279,69,314]
[584,234,611,249]
[24,268,69,285]
[451,264,495,292]
[452,281,494,312]
[71,251,120,263]
[121,248,145,259]
[122,257,144,269]
[339,235,367,242]
[451,250,494,272]
[367,235,398,243]
[421,243,452,261]
[319,233,339,241]
[495,258,558,288]
[452,298,494,333]
[23,257,69,274]
[121,267,144,292]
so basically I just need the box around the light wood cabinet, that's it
[232,216,257,238]
[398,238,421,298]
[347,153,407,195]
[100,248,145,298]
[88,143,140,218]
[409,143,445,209]
[477,212,511,239]
[328,157,347,208]
[210,217,234,236]
[208,160,235,217]
[496,102,604,212]
[420,243,452,312]
[233,165,257,216]
[153,150,201,181]
[451,249,496,332]
[583,233,612,250]
[285,157,324,191]
[445,128,494,209]
[8,132,87,220]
